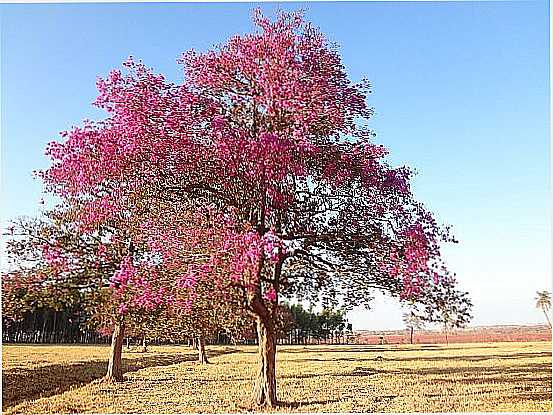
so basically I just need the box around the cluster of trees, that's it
[1,308,109,344]
[2,10,472,408]
[282,304,352,344]
[1,300,352,347]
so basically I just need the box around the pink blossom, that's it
[263,288,277,302]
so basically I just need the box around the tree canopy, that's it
[1,9,472,408]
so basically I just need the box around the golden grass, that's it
[2,341,551,413]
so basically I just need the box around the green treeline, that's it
[2,303,352,345]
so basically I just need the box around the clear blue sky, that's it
[1,1,550,330]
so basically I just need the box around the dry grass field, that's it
[2,341,551,413]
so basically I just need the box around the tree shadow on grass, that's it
[280,344,501,355]
[292,351,552,364]
[390,351,552,363]
[283,362,551,383]
[282,366,397,380]
[405,361,552,377]
[235,398,343,411]
[277,398,342,408]
[2,347,239,410]
[281,361,551,407]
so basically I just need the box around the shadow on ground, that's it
[284,359,551,404]
[2,347,238,410]
[279,344,502,354]
[278,399,342,408]
[291,351,552,364]
[234,398,343,411]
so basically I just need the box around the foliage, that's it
[39,8,461,333]
[406,273,473,332]
[2,213,121,325]
[2,211,170,339]
[535,290,551,312]
[535,290,552,328]
[402,310,425,331]
[285,303,351,342]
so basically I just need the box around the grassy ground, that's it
[2,341,551,413]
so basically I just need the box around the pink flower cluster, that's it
[41,244,69,271]
[39,10,449,319]
[110,257,172,315]
[110,256,136,289]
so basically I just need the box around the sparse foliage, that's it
[535,290,551,329]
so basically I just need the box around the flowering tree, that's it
[2,208,249,376]
[40,10,466,407]
[2,211,131,380]
[2,211,181,380]
[2,213,123,322]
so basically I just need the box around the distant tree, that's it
[535,290,551,329]
[402,310,424,344]
[284,303,350,344]
[407,274,473,345]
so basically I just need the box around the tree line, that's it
[2,302,352,346]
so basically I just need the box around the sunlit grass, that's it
[2,341,551,413]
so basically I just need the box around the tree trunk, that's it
[105,323,125,382]
[41,311,48,343]
[410,327,414,344]
[197,336,209,364]
[543,310,552,329]
[252,316,277,408]
[141,336,148,352]
[52,311,57,343]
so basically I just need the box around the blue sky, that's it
[1,1,550,330]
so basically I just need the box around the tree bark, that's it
[41,311,48,343]
[409,327,414,344]
[52,311,57,343]
[105,322,125,382]
[252,316,277,408]
[197,336,209,364]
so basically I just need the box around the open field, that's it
[2,342,551,413]
[352,325,551,344]
[354,325,552,345]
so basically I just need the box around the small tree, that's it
[2,212,172,381]
[535,290,552,328]
[402,310,424,344]
[2,214,111,371]
[407,274,473,345]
